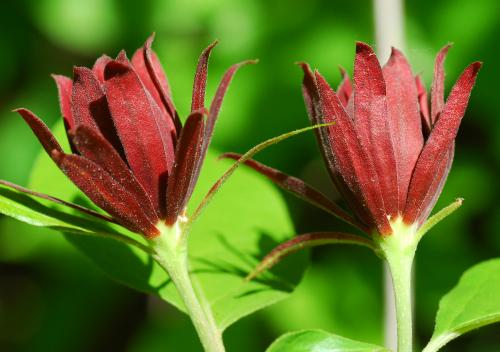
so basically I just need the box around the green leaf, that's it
[267,330,390,352]
[28,120,306,332]
[422,258,500,352]
[0,182,114,236]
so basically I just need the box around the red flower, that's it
[225,42,480,236]
[12,35,253,238]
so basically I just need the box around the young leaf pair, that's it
[4,34,255,239]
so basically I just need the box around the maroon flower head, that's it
[225,42,480,237]
[16,34,254,238]
[302,43,480,235]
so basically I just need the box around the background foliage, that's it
[0,0,498,351]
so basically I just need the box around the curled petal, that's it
[404,62,481,224]
[337,66,352,108]
[15,108,63,157]
[70,125,158,223]
[431,44,452,123]
[52,151,159,237]
[52,74,74,131]
[416,75,431,135]
[93,54,113,83]
[131,34,179,137]
[192,59,257,191]
[414,145,454,227]
[52,74,76,152]
[246,232,377,281]
[71,67,124,156]
[188,123,331,231]
[191,41,218,112]
[221,152,367,232]
[203,60,258,154]
[165,111,205,225]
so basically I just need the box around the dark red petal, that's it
[315,70,391,235]
[104,60,175,217]
[52,74,74,130]
[0,179,118,224]
[381,47,424,212]
[15,108,63,156]
[299,63,371,230]
[221,152,368,232]
[71,125,159,223]
[71,67,124,156]
[298,62,320,121]
[165,111,205,225]
[431,44,452,124]
[191,41,218,111]
[134,34,181,134]
[354,42,398,216]
[246,231,376,281]
[52,151,160,237]
[193,60,257,188]
[337,67,353,108]
[404,62,481,224]
[93,54,113,83]
[52,74,77,152]
[415,145,454,227]
[203,60,257,152]
[416,75,431,136]
[116,50,128,63]
[131,35,178,137]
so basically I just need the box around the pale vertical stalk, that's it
[373,0,409,351]
[374,0,405,60]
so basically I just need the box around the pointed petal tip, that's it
[440,43,454,53]
[389,46,405,59]
[218,151,238,161]
[144,35,154,50]
[103,60,129,80]
[355,41,375,54]
[338,65,347,77]
[203,40,219,53]
[51,73,69,80]
[243,58,259,65]
[72,65,83,74]
[470,61,483,72]
[313,68,325,82]
[116,49,128,62]
[294,61,310,68]
[72,66,93,80]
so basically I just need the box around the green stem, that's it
[386,248,414,352]
[152,223,225,352]
[375,221,418,352]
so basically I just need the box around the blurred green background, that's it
[0,0,499,351]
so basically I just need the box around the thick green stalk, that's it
[152,222,225,352]
[385,247,415,352]
[376,220,418,352]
